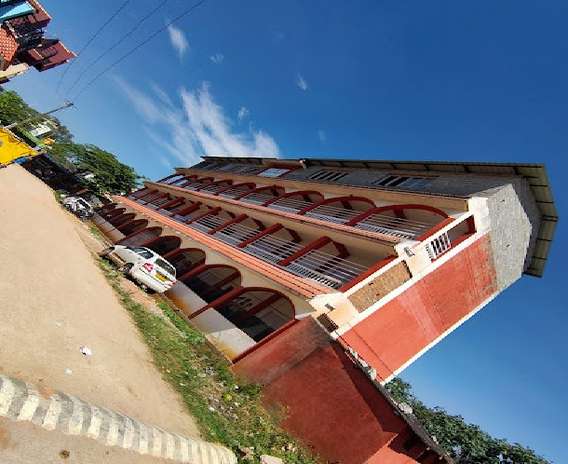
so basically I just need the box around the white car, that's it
[101,245,177,293]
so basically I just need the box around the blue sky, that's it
[7,1,567,461]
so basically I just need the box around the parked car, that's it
[62,196,94,219]
[100,245,177,293]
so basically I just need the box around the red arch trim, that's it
[190,285,296,320]
[262,190,325,207]
[178,263,241,282]
[235,184,285,200]
[344,203,449,227]
[297,195,375,215]
[163,247,206,260]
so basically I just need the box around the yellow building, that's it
[0,127,36,165]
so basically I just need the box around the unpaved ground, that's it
[0,164,199,438]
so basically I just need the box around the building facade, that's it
[0,0,74,83]
[94,156,556,464]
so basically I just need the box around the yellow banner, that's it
[0,128,36,164]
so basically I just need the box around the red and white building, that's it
[0,0,75,83]
[95,156,557,464]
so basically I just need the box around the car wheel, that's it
[120,263,134,276]
[98,246,114,257]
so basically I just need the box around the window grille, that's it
[372,175,435,189]
[259,168,291,178]
[308,169,349,182]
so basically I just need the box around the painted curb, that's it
[0,374,236,464]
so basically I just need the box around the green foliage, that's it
[0,90,39,125]
[385,378,549,464]
[0,90,72,143]
[50,142,139,195]
[0,90,139,194]
[97,258,319,464]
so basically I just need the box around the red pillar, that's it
[278,236,331,266]
[158,197,185,212]
[189,286,245,319]
[186,207,222,224]
[208,214,248,235]
[237,224,283,248]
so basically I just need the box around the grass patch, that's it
[97,258,318,464]
[87,222,106,242]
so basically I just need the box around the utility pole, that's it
[4,100,74,130]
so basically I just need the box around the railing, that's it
[213,222,260,246]
[263,197,433,239]
[155,180,439,240]
[218,186,254,199]
[199,183,231,194]
[187,214,229,233]
[425,231,451,260]
[240,192,278,206]
[146,197,171,210]
[159,208,368,289]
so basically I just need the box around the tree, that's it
[0,90,73,143]
[385,378,549,464]
[50,142,140,195]
[0,90,39,126]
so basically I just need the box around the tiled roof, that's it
[0,26,18,65]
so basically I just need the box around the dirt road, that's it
[0,164,199,438]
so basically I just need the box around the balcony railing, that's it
[155,180,440,240]
[218,186,254,199]
[157,207,368,289]
[262,197,433,239]
[240,192,278,206]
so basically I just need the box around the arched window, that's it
[144,235,182,256]
[166,248,206,275]
[116,218,148,236]
[215,288,295,342]
[181,265,241,303]
[109,212,136,227]
[118,226,162,247]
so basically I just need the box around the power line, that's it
[73,0,206,101]
[56,0,131,94]
[4,101,74,130]
[65,0,170,97]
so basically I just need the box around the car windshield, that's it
[130,247,154,259]
[155,258,176,277]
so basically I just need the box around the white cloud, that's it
[237,106,249,121]
[167,24,189,60]
[296,73,308,91]
[317,129,326,142]
[114,77,279,166]
[210,53,224,64]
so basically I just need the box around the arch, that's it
[298,195,375,215]
[144,235,182,256]
[98,202,118,214]
[198,179,234,195]
[103,207,126,220]
[177,175,199,187]
[263,190,325,211]
[130,188,151,199]
[218,182,257,198]
[116,218,148,236]
[181,264,242,304]
[214,287,295,342]
[236,184,286,202]
[118,226,162,247]
[165,248,206,276]
[109,212,136,227]
[345,204,449,238]
[160,173,186,185]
